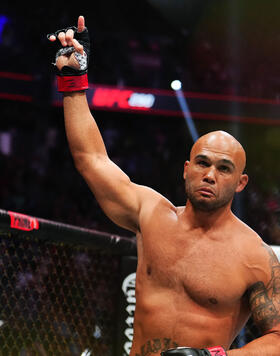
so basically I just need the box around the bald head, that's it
[190,131,246,173]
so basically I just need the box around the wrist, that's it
[224,350,239,356]
[63,90,87,97]
[57,73,88,92]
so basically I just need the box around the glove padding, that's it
[161,346,227,356]
[47,26,90,92]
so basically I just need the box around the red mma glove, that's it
[161,346,227,356]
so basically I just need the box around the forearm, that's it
[227,332,280,356]
[63,91,107,165]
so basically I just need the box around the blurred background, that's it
[1,0,280,243]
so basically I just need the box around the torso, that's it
[130,195,263,356]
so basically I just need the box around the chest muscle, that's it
[138,221,247,308]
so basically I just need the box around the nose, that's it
[203,166,216,185]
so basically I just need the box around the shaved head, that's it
[190,131,246,173]
[184,130,248,212]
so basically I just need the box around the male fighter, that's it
[48,16,280,356]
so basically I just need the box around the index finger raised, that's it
[77,15,85,33]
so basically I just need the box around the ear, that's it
[235,174,249,193]
[183,160,190,180]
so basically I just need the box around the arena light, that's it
[171,79,182,91]
[171,80,199,142]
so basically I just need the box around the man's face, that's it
[183,133,248,212]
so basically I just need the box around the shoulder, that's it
[229,218,280,334]
[233,215,260,239]
[232,215,264,249]
[244,234,279,289]
[134,183,175,207]
[133,183,176,217]
[232,217,277,285]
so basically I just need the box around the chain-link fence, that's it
[0,210,136,356]
[0,209,267,355]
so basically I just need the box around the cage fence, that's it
[0,210,266,355]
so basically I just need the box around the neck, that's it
[183,200,233,230]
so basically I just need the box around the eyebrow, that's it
[195,154,236,169]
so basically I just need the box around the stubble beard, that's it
[185,180,236,212]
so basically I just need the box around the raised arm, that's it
[48,16,155,233]
[64,91,144,232]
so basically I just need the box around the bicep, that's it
[249,246,280,334]
[79,155,146,232]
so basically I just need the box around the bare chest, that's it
[137,220,248,308]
